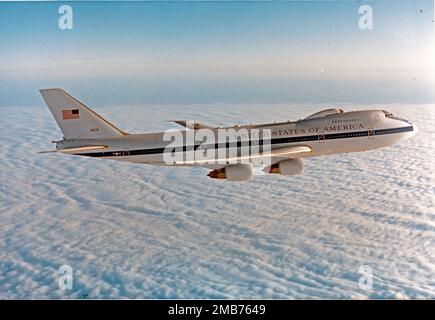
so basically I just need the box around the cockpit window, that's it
[382,110,412,124]
[382,110,394,118]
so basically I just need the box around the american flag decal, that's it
[62,109,80,120]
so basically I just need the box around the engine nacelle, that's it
[266,158,304,176]
[207,164,253,181]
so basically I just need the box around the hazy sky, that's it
[0,1,434,105]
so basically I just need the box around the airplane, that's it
[39,88,417,181]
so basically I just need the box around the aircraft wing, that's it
[172,145,312,166]
[269,146,312,158]
[172,120,216,130]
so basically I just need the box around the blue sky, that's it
[0,1,434,105]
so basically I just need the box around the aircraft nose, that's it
[412,123,418,135]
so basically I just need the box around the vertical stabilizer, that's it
[39,88,128,139]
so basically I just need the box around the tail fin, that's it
[39,88,128,139]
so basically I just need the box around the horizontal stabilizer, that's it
[172,120,216,130]
[39,145,108,154]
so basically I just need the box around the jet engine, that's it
[266,158,304,176]
[207,164,253,181]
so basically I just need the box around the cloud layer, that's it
[0,102,434,298]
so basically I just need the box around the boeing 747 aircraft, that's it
[39,89,417,181]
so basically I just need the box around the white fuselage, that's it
[57,109,416,166]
